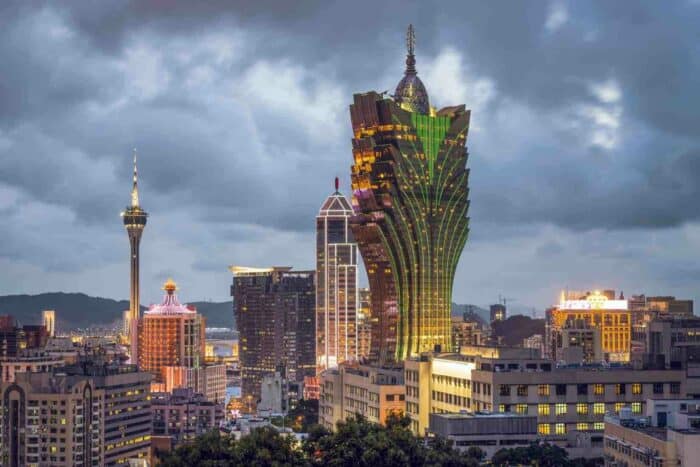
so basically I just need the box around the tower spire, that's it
[131,148,140,208]
[405,24,416,75]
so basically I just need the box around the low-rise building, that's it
[151,388,224,447]
[0,350,65,383]
[319,363,404,431]
[604,401,700,467]
[429,412,537,459]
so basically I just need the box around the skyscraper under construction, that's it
[350,25,471,363]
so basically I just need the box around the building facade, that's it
[121,151,148,362]
[151,387,224,447]
[316,178,360,374]
[138,279,206,385]
[319,362,405,431]
[349,26,470,363]
[0,350,64,383]
[42,311,55,337]
[231,267,316,407]
[404,346,700,456]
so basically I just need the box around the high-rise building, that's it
[316,177,360,373]
[490,304,506,323]
[151,387,223,448]
[349,25,471,363]
[230,267,315,408]
[357,288,372,359]
[121,150,148,363]
[138,279,206,384]
[42,310,55,337]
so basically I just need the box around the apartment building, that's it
[319,363,405,431]
[151,388,224,447]
[404,346,700,457]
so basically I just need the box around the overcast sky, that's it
[1,1,699,314]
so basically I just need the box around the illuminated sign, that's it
[559,299,628,311]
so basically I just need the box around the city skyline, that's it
[2,2,700,311]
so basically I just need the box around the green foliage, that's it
[157,414,483,467]
[491,442,601,467]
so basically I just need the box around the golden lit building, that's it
[138,279,206,384]
[42,310,55,337]
[548,290,631,363]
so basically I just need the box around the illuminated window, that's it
[538,404,550,416]
[632,383,642,395]
[615,384,626,395]
[555,423,566,435]
[516,404,528,414]
[556,403,567,415]
[538,423,551,435]
[498,404,506,413]
[593,403,605,415]
[614,403,624,413]
[538,385,550,396]
[576,403,588,415]
[631,402,642,414]
[593,422,604,431]
[593,384,604,395]
[576,422,589,431]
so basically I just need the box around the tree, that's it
[492,442,579,467]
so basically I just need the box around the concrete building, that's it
[452,318,484,351]
[429,412,537,459]
[404,346,700,458]
[259,372,288,414]
[0,350,64,383]
[523,334,544,355]
[646,317,700,369]
[0,372,104,467]
[62,360,152,466]
[490,304,506,323]
[604,401,700,467]
[319,363,405,431]
[158,363,226,404]
[151,387,224,447]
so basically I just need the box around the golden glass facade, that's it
[349,31,470,363]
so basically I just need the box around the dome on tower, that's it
[394,24,430,114]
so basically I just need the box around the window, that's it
[386,394,395,401]
[538,384,550,396]
[538,404,550,416]
[498,404,506,413]
[615,384,626,396]
[556,403,567,415]
[593,384,604,395]
[632,383,642,395]
[593,422,604,431]
[516,404,528,414]
[555,423,566,435]
[671,382,681,394]
[577,384,588,396]
[576,403,588,415]
[538,423,551,435]
[631,402,642,414]
[576,422,589,431]
[593,403,605,415]
[653,383,664,394]
[556,384,567,396]
[614,403,624,413]
[517,385,528,397]
[499,385,511,397]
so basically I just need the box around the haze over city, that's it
[2,1,699,310]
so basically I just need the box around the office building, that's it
[42,310,55,337]
[357,288,372,359]
[121,151,148,362]
[349,25,470,363]
[316,178,360,374]
[429,413,538,459]
[151,387,224,447]
[645,317,700,369]
[404,346,700,457]
[231,267,316,407]
[319,362,405,431]
[62,360,152,466]
[548,290,631,363]
[138,279,206,384]
[604,401,700,467]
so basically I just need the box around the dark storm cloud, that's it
[1,0,699,307]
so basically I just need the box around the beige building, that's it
[404,346,699,458]
[604,401,700,467]
[0,350,65,383]
[319,363,405,431]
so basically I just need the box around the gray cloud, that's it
[1,1,700,309]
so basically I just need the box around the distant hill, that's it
[451,303,490,324]
[491,314,545,346]
[0,293,234,331]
